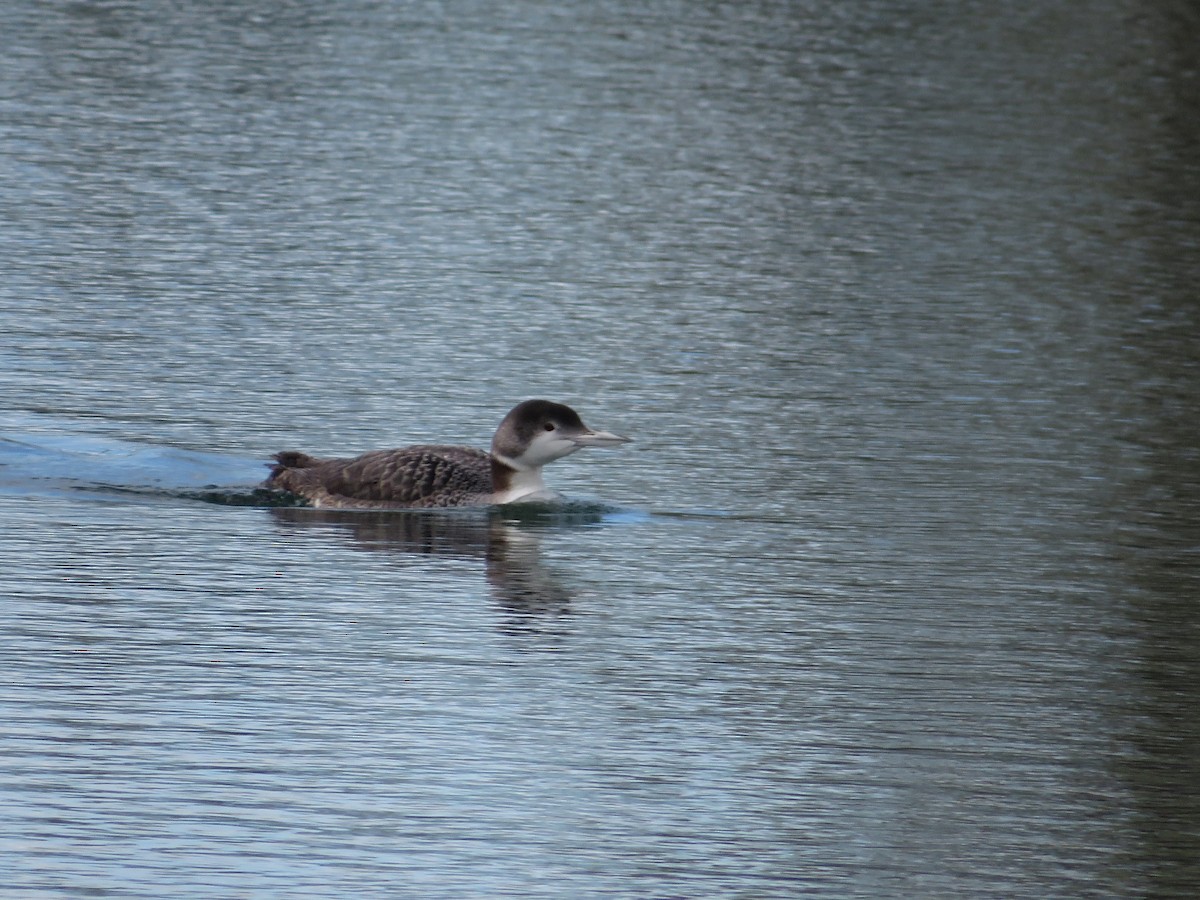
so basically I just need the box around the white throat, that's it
[491,464,551,504]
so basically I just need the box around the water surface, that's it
[3,0,1200,897]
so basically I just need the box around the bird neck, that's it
[490,455,548,504]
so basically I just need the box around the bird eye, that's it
[543,422,555,432]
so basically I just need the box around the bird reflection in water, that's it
[268,504,612,630]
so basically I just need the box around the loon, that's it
[265,399,631,508]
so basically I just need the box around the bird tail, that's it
[267,450,322,481]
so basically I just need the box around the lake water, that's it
[3,0,1200,897]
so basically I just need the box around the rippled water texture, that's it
[3,1,1199,897]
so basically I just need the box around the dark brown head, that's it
[490,399,631,471]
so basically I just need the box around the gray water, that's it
[3,0,1200,897]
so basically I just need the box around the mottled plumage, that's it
[268,445,495,508]
[265,400,630,509]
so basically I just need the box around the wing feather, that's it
[268,445,492,508]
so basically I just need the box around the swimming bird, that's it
[265,399,631,508]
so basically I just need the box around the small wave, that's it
[0,428,264,504]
